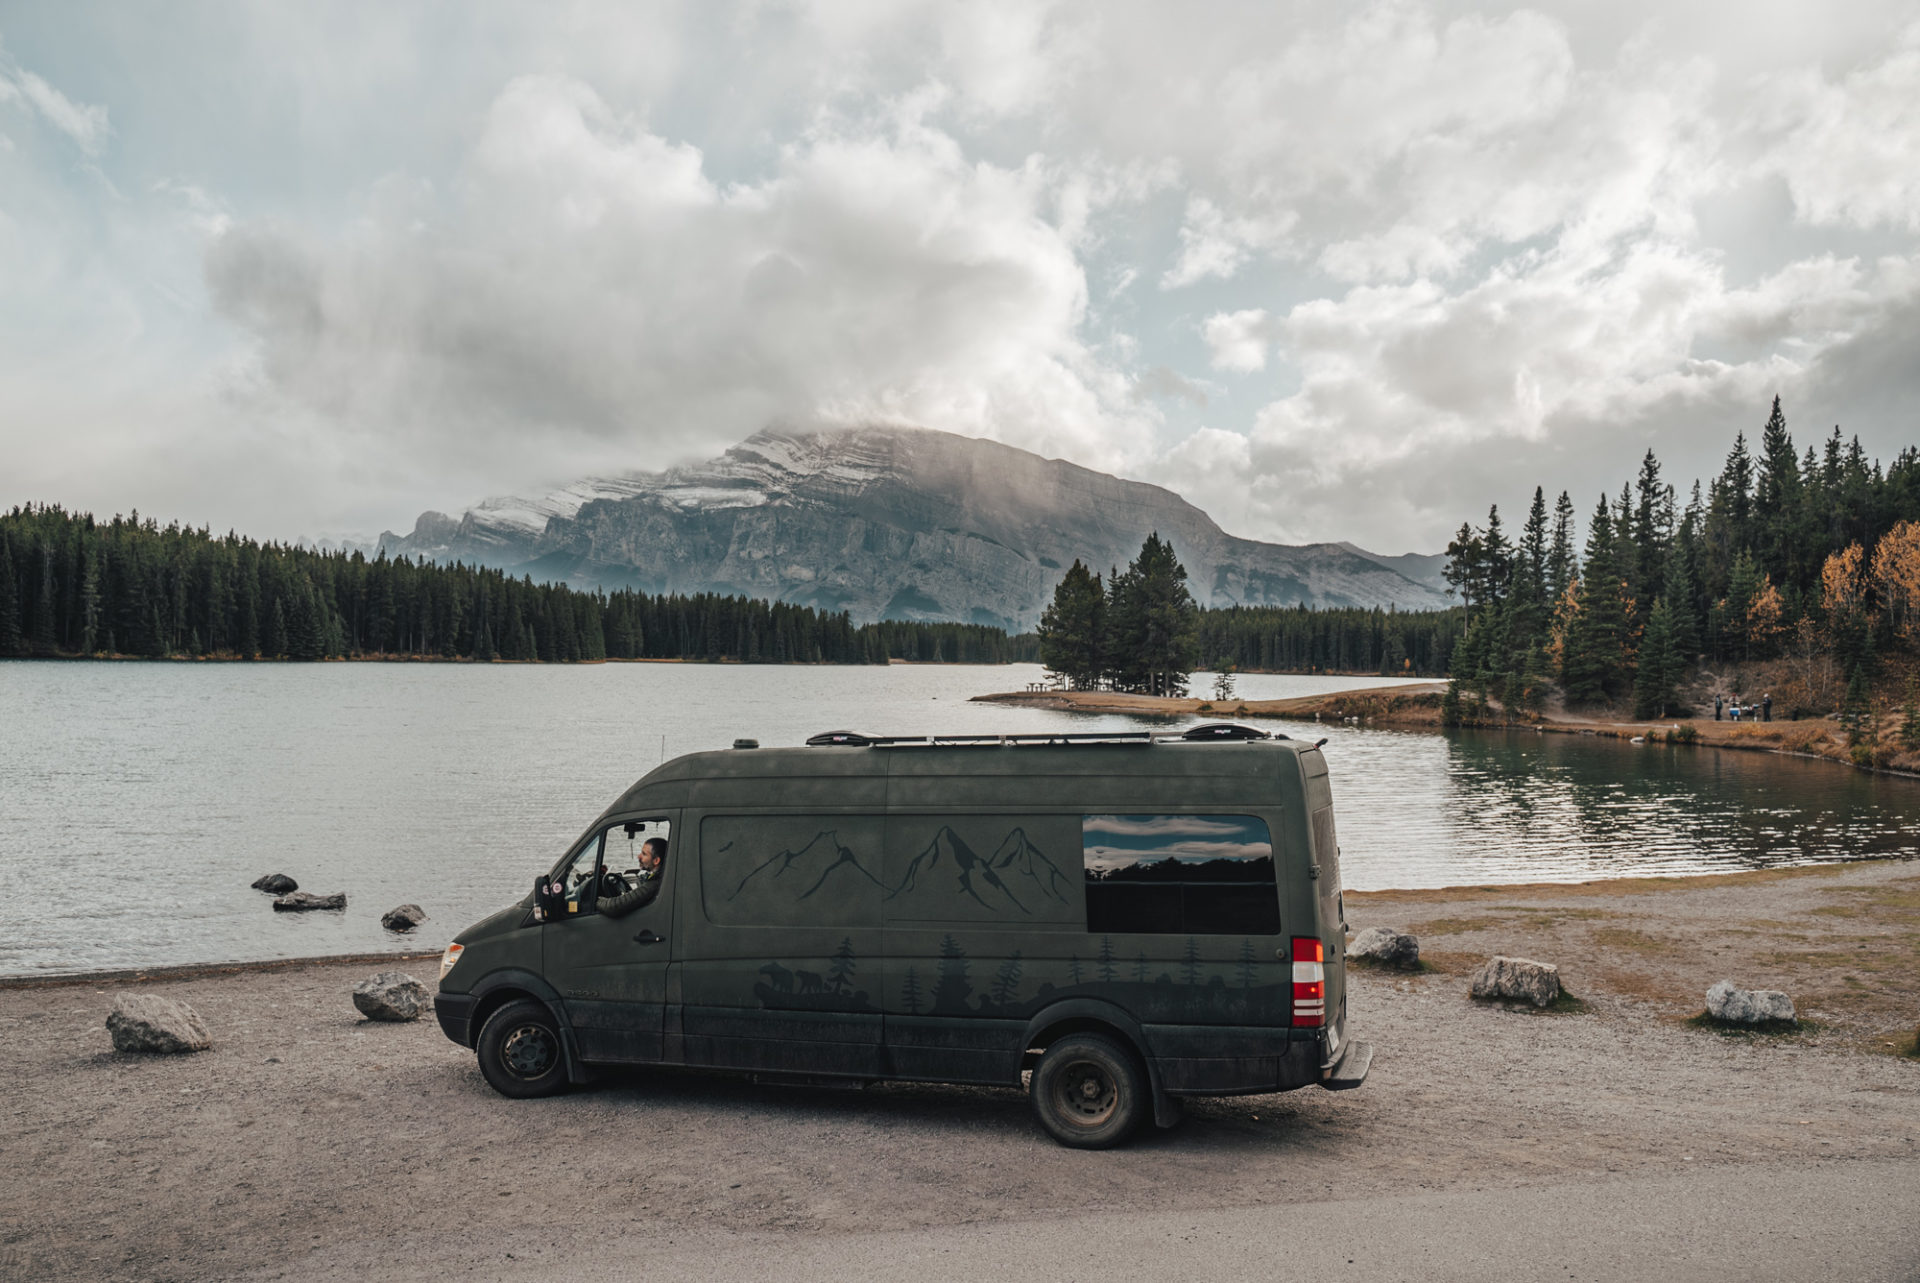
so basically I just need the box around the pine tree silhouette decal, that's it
[1097,935,1117,983]
[932,934,972,1014]
[828,937,857,995]
[1181,936,1202,986]
[1133,952,1150,983]
[1067,954,1084,985]
[1236,938,1258,988]
[988,951,1024,1008]
[900,965,923,1015]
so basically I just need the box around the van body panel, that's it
[441,735,1370,1107]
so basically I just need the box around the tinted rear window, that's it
[1082,814,1280,936]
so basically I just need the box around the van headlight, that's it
[439,943,464,981]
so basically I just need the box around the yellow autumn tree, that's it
[1821,543,1867,615]
[1871,520,1920,645]
[1748,578,1785,652]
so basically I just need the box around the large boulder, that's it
[273,891,346,912]
[251,873,298,894]
[380,903,428,931]
[352,971,431,1022]
[1469,955,1562,1008]
[1706,979,1796,1025]
[106,994,212,1054]
[1349,927,1420,969]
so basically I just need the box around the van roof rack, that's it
[803,725,1282,748]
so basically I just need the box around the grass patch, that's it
[1473,990,1590,1015]
[1590,926,1679,956]
[1684,1011,1814,1037]
[1904,1029,1920,1059]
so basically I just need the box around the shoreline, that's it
[974,684,1920,778]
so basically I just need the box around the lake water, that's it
[2,661,1916,975]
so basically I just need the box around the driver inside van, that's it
[594,836,666,919]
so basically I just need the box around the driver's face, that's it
[637,844,662,872]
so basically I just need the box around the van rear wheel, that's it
[476,999,569,1099]
[1030,1033,1146,1149]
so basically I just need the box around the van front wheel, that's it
[1030,1033,1146,1148]
[476,999,569,1099]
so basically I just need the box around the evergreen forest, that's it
[0,505,1034,665]
[1440,397,1920,722]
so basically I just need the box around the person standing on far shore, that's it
[1714,694,1723,721]
[1763,692,1772,722]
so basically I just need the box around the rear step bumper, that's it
[1320,1039,1373,1091]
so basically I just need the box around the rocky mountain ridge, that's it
[381,425,1451,627]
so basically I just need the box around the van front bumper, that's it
[434,992,478,1048]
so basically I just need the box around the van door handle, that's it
[633,929,665,945]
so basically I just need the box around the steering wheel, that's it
[595,870,631,898]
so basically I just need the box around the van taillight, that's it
[1291,936,1325,1027]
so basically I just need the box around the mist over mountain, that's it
[381,426,1449,628]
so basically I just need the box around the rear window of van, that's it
[1082,814,1280,936]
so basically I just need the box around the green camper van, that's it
[433,724,1372,1148]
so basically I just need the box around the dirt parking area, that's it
[3,863,1917,1282]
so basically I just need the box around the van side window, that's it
[1083,814,1280,936]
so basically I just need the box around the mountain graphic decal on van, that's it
[727,830,886,902]
[886,826,1072,914]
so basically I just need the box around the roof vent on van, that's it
[1182,723,1273,741]
[732,738,759,750]
[805,730,879,746]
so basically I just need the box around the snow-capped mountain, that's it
[380,424,1451,627]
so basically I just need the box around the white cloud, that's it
[1757,24,1920,231]
[203,72,1157,490]
[1203,308,1276,372]
[0,47,109,155]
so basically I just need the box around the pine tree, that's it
[899,966,923,1014]
[932,935,972,1013]
[1840,665,1873,745]
[828,937,857,994]
[1548,491,1577,601]
[1036,560,1106,689]
[1561,496,1630,704]
[79,547,102,655]
[0,533,23,656]
[1899,676,1920,751]
[1632,597,1684,719]
[1106,534,1199,696]
[988,951,1024,1007]
[1181,937,1202,986]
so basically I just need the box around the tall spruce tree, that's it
[1632,596,1684,719]
[1106,534,1199,696]
[1561,495,1631,704]
[1547,490,1577,601]
[1036,560,1106,689]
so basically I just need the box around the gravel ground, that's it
[3,864,1917,1282]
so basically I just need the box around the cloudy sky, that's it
[4,2,1919,552]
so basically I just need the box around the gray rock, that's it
[1469,955,1562,1007]
[106,994,211,1054]
[251,873,298,894]
[272,891,346,912]
[380,903,428,931]
[1350,927,1421,968]
[352,971,430,1022]
[1706,979,1796,1025]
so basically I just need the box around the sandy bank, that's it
[5,861,1915,1282]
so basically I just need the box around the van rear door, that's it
[1299,749,1347,1046]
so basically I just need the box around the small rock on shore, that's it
[1706,979,1795,1025]
[1469,955,1562,1008]
[273,891,346,912]
[107,994,212,1053]
[251,873,298,894]
[380,903,427,931]
[1350,927,1420,968]
[352,972,430,1022]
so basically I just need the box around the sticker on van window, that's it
[1083,814,1281,936]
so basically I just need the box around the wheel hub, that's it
[501,1023,556,1079]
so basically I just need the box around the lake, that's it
[2,661,1915,975]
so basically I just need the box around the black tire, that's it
[475,999,570,1099]
[1030,1033,1147,1149]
